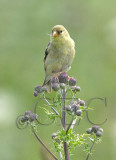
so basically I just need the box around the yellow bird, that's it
[43,25,75,92]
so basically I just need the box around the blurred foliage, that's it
[0,0,116,160]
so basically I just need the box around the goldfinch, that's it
[43,25,75,92]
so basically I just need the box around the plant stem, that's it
[61,89,70,160]
[32,129,58,160]
[43,97,59,115]
[61,89,66,129]
[86,141,95,160]
[64,142,69,160]
[66,116,74,134]
[59,152,63,159]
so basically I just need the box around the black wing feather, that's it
[44,42,50,62]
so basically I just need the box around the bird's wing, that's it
[44,42,50,71]
[44,42,50,62]
[43,42,52,91]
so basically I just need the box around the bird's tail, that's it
[42,75,52,93]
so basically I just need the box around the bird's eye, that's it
[57,30,63,35]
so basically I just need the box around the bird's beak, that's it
[53,31,58,37]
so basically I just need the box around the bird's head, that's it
[51,25,70,40]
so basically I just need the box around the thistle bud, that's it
[86,128,92,134]
[79,100,85,106]
[25,115,29,120]
[65,105,71,112]
[99,128,104,133]
[76,109,82,116]
[91,125,99,133]
[77,98,81,104]
[24,111,32,120]
[96,131,103,137]
[58,72,68,84]
[51,77,59,83]
[52,83,60,91]
[20,116,27,123]
[75,86,81,91]
[69,77,77,86]
[42,86,47,92]
[51,133,58,139]
[51,133,60,143]
[35,85,43,93]
[33,91,38,97]
[30,113,38,121]
[25,111,32,115]
[60,83,65,89]
[71,86,81,92]
[71,104,80,112]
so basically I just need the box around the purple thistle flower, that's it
[96,131,103,137]
[79,100,85,106]
[91,125,99,133]
[25,111,32,115]
[65,105,71,112]
[99,128,104,133]
[86,128,92,134]
[33,91,38,97]
[58,72,68,84]
[42,86,47,92]
[52,83,60,91]
[24,111,32,120]
[60,83,65,89]
[76,109,82,116]
[71,86,81,92]
[35,85,43,93]
[75,86,81,91]
[30,113,38,121]
[20,116,27,123]
[51,77,59,83]
[69,77,77,86]
[51,133,58,139]
[71,103,80,112]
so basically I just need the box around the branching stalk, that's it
[66,116,75,134]
[61,89,66,129]
[86,141,95,160]
[43,97,59,115]
[61,89,70,160]
[59,152,63,159]
[32,128,58,160]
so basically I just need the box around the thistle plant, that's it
[17,72,104,160]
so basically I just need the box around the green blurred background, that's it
[0,0,116,159]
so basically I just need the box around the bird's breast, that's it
[45,38,75,75]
